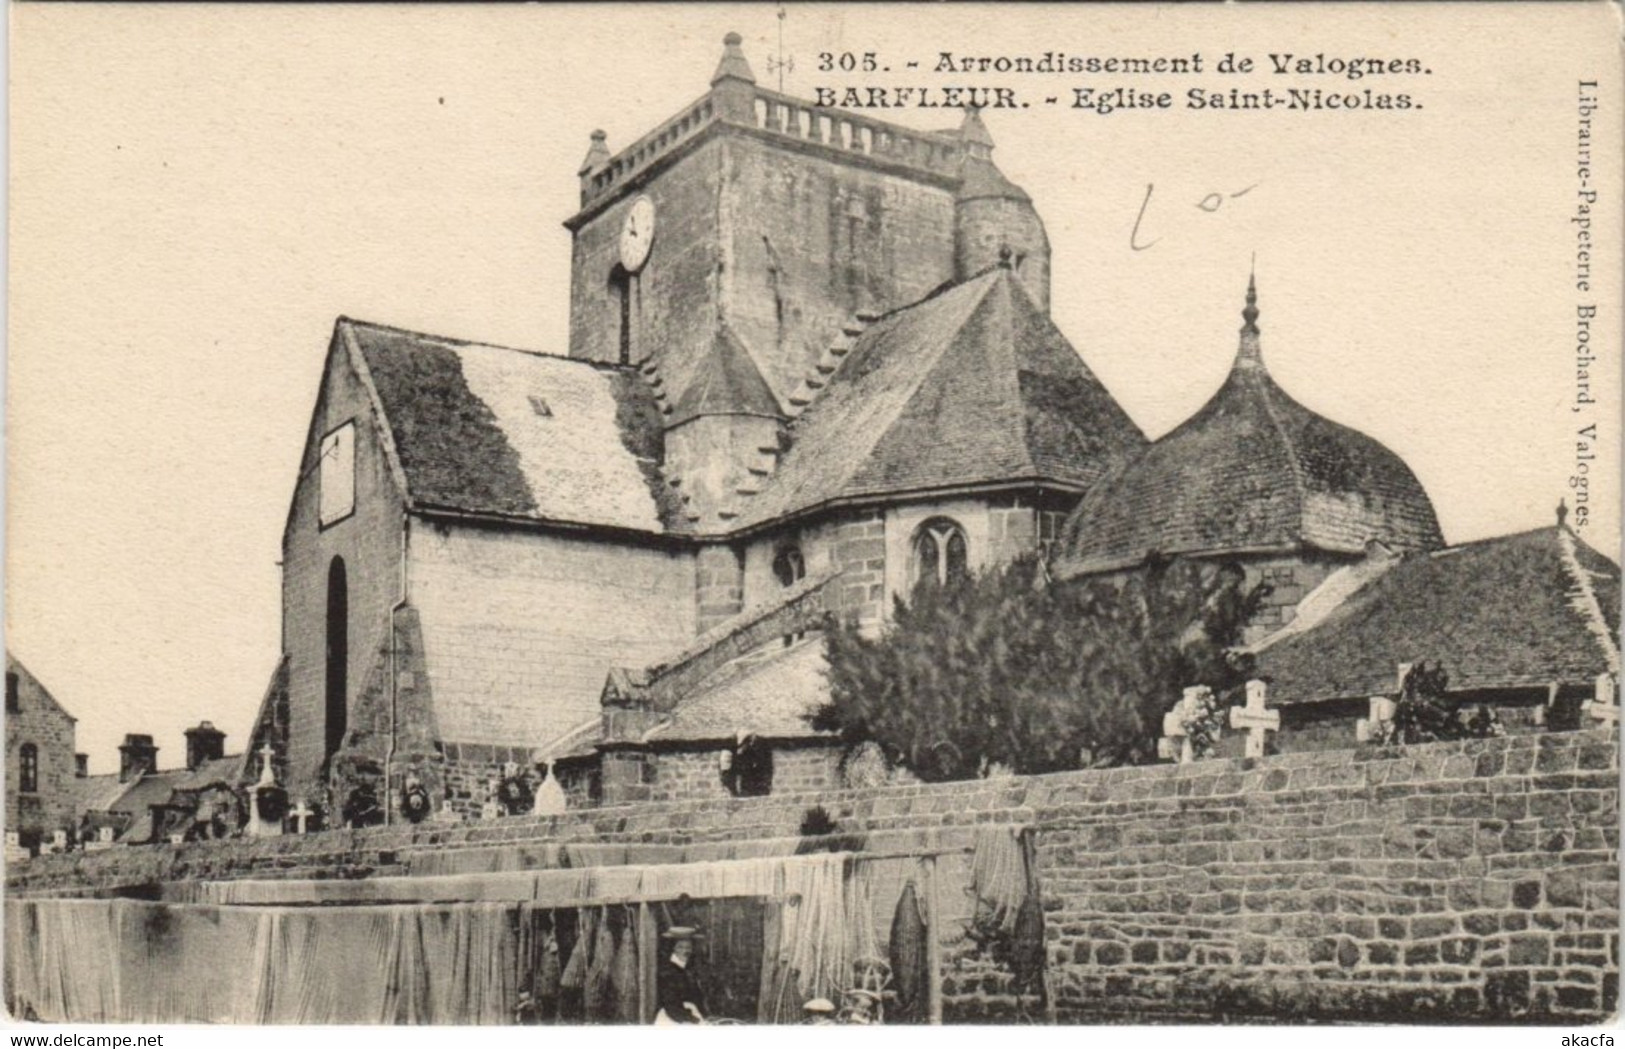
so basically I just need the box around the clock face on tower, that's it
[619,197,656,274]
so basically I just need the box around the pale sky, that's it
[8,4,1620,774]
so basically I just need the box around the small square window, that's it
[319,422,356,526]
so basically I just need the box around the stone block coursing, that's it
[9,729,1617,1024]
[4,657,78,846]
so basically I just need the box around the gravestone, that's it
[480,778,504,821]
[1159,687,1210,764]
[1356,696,1398,743]
[1582,672,1618,727]
[4,831,27,864]
[1228,680,1279,759]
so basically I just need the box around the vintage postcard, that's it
[5,1,1621,1032]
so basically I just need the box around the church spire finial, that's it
[577,129,610,178]
[711,31,757,87]
[960,104,995,157]
[1236,267,1263,369]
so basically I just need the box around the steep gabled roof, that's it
[1056,278,1444,576]
[734,267,1145,529]
[1253,527,1621,705]
[4,654,77,725]
[644,638,832,744]
[340,319,682,535]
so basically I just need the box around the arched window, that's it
[18,743,38,794]
[772,545,806,588]
[912,518,969,589]
[325,557,349,758]
[609,265,633,365]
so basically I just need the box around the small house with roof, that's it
[1248,521,1620,747]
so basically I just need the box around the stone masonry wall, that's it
[9,729,1617,1023]
[642,744,842,803]
[4,658,78,845]
[410,523,695,750]
[281,333,406,799]
[829,510,887,627]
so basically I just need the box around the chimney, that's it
[118,734,158,784]
[74,754,88,779]
[184,721,226,771]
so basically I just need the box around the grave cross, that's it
[257,742,278,787]
[480,778,504,821]
[289,799,315,835]
[1582,672,1619,727]
[1355,696,1398,743]
[1228,679,1279,759]
[1158,686,1209,764]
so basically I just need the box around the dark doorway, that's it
[325,557,349,757]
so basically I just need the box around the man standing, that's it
[654,927,707,1024]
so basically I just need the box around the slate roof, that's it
[1056,280,1443,576]
[1252,527,1621,705]
[669,324,784,425]
[66,773,132,819]
[341,320,680,534]
[734,267,1146,530]
[67,757,246,843]
[643,638,832,744]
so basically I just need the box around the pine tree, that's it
[815,555,1264,781]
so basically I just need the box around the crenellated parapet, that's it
[570,34,968,222]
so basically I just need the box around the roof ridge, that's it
[766,276,999,518]
[1426,525,1552,556]
[871,264,1003,325]
[990,275,1043,479]
[829,273,1005,477]
[1557,526,1622,675]
[1250,367,1312,533]
[338,317,632,372]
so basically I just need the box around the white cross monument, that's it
[1228,679,1280,759]
[289,799,315,835]
[257,742,278,787]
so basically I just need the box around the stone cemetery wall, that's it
[8,728,1616,1023]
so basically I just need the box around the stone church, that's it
[248,33,1619,824]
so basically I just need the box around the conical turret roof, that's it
[1055,277,1444,576]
